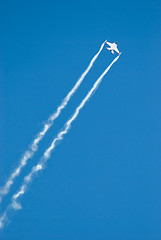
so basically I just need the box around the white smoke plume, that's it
[0,42,105,203]
[0,212,6,229]
[0,54,121,229]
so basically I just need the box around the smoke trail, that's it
[0,42,105,203]
[0,54,121,229]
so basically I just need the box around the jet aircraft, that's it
[105,41,121,55]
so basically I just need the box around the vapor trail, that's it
[0,54,120,229]
[0,42,105,203]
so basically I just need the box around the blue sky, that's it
[0,0,161,239]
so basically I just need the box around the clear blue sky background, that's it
[0,0,161,239]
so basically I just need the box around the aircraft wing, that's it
[114,47,120,54]
[105,41,112,47]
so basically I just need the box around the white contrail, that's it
[0,54,121,229]
[0,42,105,203]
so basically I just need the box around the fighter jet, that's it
[105,41,121,55]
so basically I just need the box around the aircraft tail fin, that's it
[106,47,115,55]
